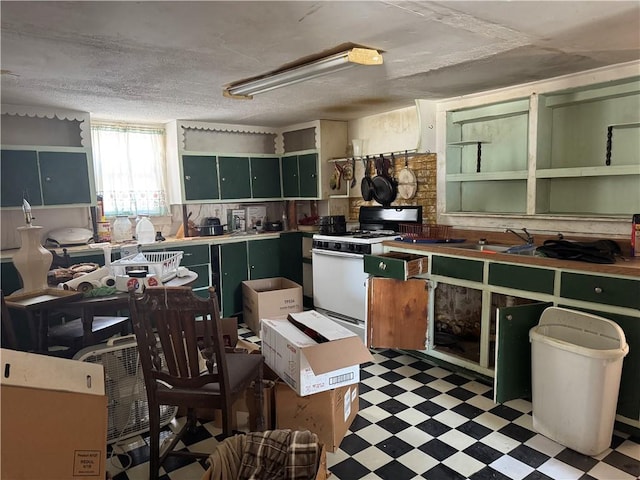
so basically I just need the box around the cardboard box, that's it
[242,277,303,336]
[0,349,108,480]
[276,382,359,452]
[261,310,373,396]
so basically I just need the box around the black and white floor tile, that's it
[108,326,640,480]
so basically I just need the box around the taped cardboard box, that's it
[276,382,359,452]
[261,310,373,396]
[0,349,108,480]
[242,277,303,336]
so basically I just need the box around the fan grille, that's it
[76,340,177,444]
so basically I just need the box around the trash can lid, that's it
[536,307,627,351]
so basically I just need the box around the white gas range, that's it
[311,207,422,341]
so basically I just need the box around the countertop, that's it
[382,240,640,277]
[0,231,285,260]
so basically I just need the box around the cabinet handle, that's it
[253,176,257,180]
[378,261,387,271]
[594,287,603,294]
[185,175,191,181]
[251,265,255,269]
[45,176,52,182]
[222,177,226,181]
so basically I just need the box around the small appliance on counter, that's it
[199,217,225,236]
[46,227,95,247]
[227,209,246,233]
[264,220,283,232]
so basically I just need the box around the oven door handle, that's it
[312,248,363,259]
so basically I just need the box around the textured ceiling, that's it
[1,1,639,127]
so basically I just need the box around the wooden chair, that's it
[128,286,264,480]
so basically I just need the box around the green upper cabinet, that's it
[218,156,251,200]
[248,238,281,279]
[1,149,91,207]
[281,155,300,198]
[1,150,42,207]
[250,156,281,199]
[39,151,91,205]
[298,153,319,197]
[281,153,318,198]
[182,155,219,201]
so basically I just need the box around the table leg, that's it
[81,306,96,347]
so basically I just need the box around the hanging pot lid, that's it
[397,150,417,200]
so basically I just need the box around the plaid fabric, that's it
[237,429,320,480]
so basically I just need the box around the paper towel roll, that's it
[101,275,116,287]
[61,266,109,290]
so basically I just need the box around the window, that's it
[91,123,168,217]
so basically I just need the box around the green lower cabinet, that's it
[560,272,640,310]
[489,263,554,294]
[432,255,483,282]
[494,302,552,403]
[248,238,281,279]
[1,261,22,296]
[279,232,302,285]
[219,242,249,317]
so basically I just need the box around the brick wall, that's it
[349,153,437,224]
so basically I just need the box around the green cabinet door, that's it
[218,156,251,199]
[219,242,248,317]
[0,261,22,296]
[248,238,281,279]
[279,232,303,285]
[250,156,281,198]
[39,151,91,205]
[1,150,42,207]
[298,153,318,197]
[182,155,219,201]
[494,302,552,403]
[281,155,299,197]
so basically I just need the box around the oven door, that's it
[312,248,368,322]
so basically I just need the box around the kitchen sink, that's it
[449,243,537,255]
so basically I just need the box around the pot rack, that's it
[328,148,427,163]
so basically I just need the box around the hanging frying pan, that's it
[397,150,417,200]
[360,156,374,201]
[372,154,397,206]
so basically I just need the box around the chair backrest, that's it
[128,286,230,400]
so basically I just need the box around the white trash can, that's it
[529,307,629,456]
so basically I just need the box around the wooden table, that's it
[6,271,199,353]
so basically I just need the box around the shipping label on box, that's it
[242,277,303,336]
[261,310,373,396]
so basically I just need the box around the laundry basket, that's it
[529,307,629,455]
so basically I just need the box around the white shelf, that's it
[536,165,640,178]
[446,171,528,182]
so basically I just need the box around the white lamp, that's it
[224,47,383,99]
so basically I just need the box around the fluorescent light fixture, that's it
[224,47,383,99]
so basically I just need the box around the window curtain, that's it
[91,123,169,216]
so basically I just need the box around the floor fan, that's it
[74,335,178,444]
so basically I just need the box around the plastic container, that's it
[135,216,155,244]
[529,307,629,455]
[112,216,132,243]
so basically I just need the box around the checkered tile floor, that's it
[108,326,640,480]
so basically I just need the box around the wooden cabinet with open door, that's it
[367,277,429,350]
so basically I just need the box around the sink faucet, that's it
[505,228,534,244]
